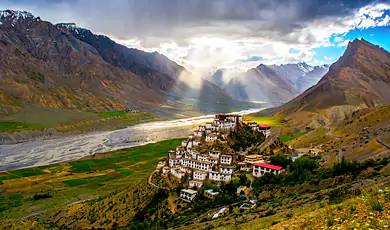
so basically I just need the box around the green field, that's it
[279,131,305,142]
[0,121,43,132]
[63,178,88,187]
[0,105,154,133]
[0,168,47,182]
[0,139,182,218]
[96,111,129,117]
[1,105,96,127]
[244,115,283,127]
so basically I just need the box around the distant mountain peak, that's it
[0,9,39,22]
[276,39,390,114]
[296,62,314,72]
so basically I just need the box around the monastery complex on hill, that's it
[157,114,285,202]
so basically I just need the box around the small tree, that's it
[239,173,249,187]
[270,154,292,168]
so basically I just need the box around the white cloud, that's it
[136,2,390,71]
[1,1,389,72]
[334,36,343,43]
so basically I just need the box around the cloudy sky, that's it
[1,0,390,73]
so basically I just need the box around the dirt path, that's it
[148,170,159,188]
[376,137,390,150]
[258,127,282,152]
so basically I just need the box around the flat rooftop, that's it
[181,189,198,194]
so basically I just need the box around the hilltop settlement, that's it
[156,114,284,203]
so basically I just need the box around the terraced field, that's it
[0,139,182,219]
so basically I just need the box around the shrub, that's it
[349,205,356,214]
[228,124,265,151]
[271,220,279,225]
[328,186,348,204]
[33,192,52,200]
[264,208,276,217]
[368,196,384,212]
[270,154,291,168]
[326,209,334,227]
[287,156,319,183]
[331,158,362,177]
[238,173,249,187]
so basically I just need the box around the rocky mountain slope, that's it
[0,10,249,118]
[267,62,329,92]
[55,22,184,94]
[264,39,390,162]
[210,63,328,103]
[279,39,390,114]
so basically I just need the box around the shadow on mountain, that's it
[196,79,260,114]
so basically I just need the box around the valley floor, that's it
[0,105,157,145]
[1,106,389,229]
[0,139,182,224]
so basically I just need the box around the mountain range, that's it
[0,10,254,117]
[263,38,390,167]
[210,63,329,103]
[275,39,390,116]
[4,10,387,125]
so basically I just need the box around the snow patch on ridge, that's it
[0,10,40,26]
[0,10,38,20]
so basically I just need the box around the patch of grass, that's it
[63,179,88,187]
[84,175,116,189]
[69,159,117,173]
[280,131,305,142]
[69,139,182,173]
[367,195,384,212]
[0,168,47,182]
[1,105,96,127]
[0,106,154,134]
[289,127,331,148]
[116,168,134,176]
[88,175,115,183]
[244,115,283,127]
[0,139,182,218]
[325,208,335,227]
[0,174,18,182]
[96,111,129,117]
[0,121,41,132]
[0,193,23,212]
[56,111,155,134]
[12,168,47,177]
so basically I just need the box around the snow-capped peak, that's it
[56,23,88,35]
[56,23,77,29]
[0,10,38,21]
[296,62,314,73]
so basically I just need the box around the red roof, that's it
[259,124,271,129]
[254,163,283,170]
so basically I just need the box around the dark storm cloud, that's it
[1,0,389,69]
[0,0,378,41]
